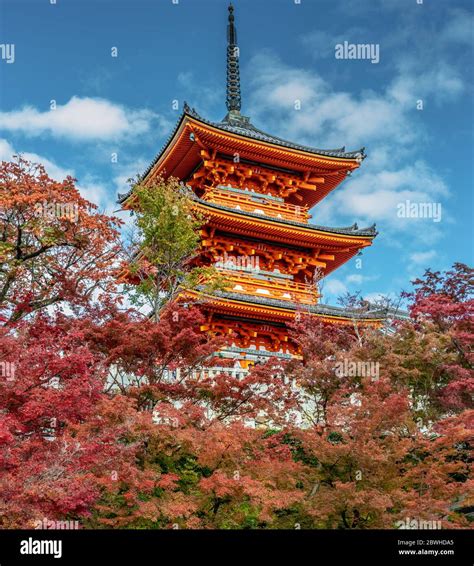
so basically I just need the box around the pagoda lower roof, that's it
[212,290,385,319]
[182,289,385,326]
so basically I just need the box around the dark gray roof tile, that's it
[201,289,387,320]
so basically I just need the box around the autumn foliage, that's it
[0,159,472,530]
[0,157,121,324]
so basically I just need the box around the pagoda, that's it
[119,4,381,368]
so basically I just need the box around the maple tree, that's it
[0,156,122,325]
[404,263,473,414]
[0,160,221,527]
[0,311,145,527]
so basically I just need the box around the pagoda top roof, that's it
[118,104,366,202]
[185,104,366,161]
[117,104,366,205]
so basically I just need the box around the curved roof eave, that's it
[193,288,386,322]
[194,196,377,238]
[118,105,367,204]
[184,104,366,161]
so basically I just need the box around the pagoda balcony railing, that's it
[202,187,310,223]
[216,184,285,203]
[161,366,250,381]
[214,260,294,281]
[218,346,296,360]
[219,269,318,305]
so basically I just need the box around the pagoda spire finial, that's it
[226,3,241,113]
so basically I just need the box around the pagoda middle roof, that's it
[193,193,377,238]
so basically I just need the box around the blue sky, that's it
[1,0,473,304]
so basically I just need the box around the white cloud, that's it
[0,96,164,142]
[321,160,449,225]
[409,250,437,265]
[243,24,466,282]
[346,274,365,284]
[440,8,474,45]
[389,63,464,107]
[303,149,450,251]
[247,53,408,151]
[0,139,14,160]
[0,138,72,181]
[363,291,398,304]
[247,49,464,152]
[76,180,117,215]
[323,278,347,298]
[176,71,222,116]
[346,274,377,285]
